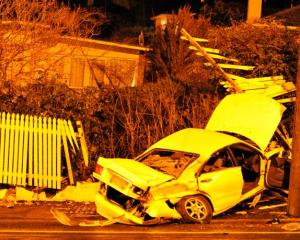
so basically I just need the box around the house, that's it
[56,37,149,88]
[151,14,178,30]
[271,4,300,26]
[3,23,149,89]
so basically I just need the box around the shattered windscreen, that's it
[137,149,199,178]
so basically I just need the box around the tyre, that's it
[176,195,212,223]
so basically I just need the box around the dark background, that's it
[61,0,300,18]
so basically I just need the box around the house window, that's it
[105,59,136,87]
[70,58,85,88]
[89,60,105,87]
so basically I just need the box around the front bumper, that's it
[95,193,144,225]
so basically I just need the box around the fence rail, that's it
[0,113,78,189]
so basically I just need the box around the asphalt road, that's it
[1,218,300,240]
[0,197,300,240]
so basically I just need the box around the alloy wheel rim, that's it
[185,198,207,221]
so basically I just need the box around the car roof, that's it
[144,128,248,159]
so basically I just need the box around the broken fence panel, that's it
[222,73,295,101]
[224,74,285,84]
[248,75,285,82]
[228,78,286,86]
[244,85,295,98]
[224,81,287,90]
[0,113,78,189]
[60,120,74,186]
[64,120,74,152]
[233,79,287,87]
[204,62,255,70]
[195,52,239,62]
[189,45,220,54]
[225,73,246,81]
[277,97,296,103]
[180,35,209,42]
[68,120,79,150]
[76,121,89,167]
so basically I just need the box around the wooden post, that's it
[288,38,300,216]
[247,0,262,23]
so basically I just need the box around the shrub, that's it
[148,6,214,90]
[201,0,247,26]
[207,20,298,82]
[0,0,107,85]
[0,81,219,177]
[111,79,219,158]
[150,6,298,97]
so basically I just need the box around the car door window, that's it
[203,149,234,173]
[229,144,261,194]
[229,145,260,181]
[266,151,290,189]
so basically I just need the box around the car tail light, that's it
[95,164,104,175]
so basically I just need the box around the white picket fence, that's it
[0,113,79,189]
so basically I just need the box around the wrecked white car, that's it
[93,93,288,224]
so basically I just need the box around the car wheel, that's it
[176,195,212,223]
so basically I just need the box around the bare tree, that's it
[0,0,107,86]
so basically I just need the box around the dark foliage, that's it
[0,81,219,177]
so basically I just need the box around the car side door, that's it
[197,148,244,213]
[265,149,290,191]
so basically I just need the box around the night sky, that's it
[60,0,300,25]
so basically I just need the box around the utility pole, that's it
[247,0,262,23]
[288,37,300,217]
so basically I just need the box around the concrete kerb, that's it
[0,181,100,203]
[212,217,300,224]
